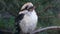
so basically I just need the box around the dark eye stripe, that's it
[20,6,28,11]
[20,6,34,11]
[28,6,34,9]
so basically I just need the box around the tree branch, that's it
[30,26,60,34]
[0,29,14,34]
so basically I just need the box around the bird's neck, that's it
[27,10,36,16]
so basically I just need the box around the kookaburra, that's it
[15,2,38,34]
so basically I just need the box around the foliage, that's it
[0,0,60,34]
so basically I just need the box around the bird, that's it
[15,2,38,34]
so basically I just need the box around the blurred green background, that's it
[0,0,60,34]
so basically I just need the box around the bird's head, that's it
[21,2,35,11]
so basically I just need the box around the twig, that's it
[30,26,60,34]
[0,29,14,34]
[37,4,52,16]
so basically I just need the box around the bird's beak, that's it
[32,6,35,10]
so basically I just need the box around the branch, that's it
[37,4,52,16]
[0,29,14,34]
[30,26,60,34]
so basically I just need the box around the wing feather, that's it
[15,13,24,34]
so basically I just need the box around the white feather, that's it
[21,2,33,10]
[19,10,38,33]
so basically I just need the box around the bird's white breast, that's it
[19,10,38,33]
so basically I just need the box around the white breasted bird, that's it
[15,2,38,34]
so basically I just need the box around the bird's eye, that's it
[28,6,35,11]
